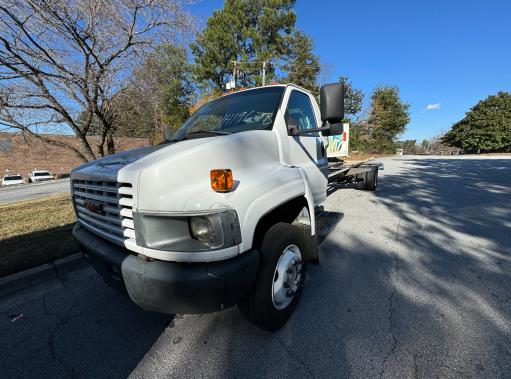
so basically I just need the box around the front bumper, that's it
[73,224,260,314]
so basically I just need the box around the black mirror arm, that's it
[290,123,343,136]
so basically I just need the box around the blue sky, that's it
[186,0,511,141]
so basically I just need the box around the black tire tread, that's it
[239,222,308,331]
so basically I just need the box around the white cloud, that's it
[426,103,441,111]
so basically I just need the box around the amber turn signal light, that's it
[210,169,233,192]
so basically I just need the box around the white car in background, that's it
[2,173,24,186]
[29,170,54,183]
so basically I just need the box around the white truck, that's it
[71,83,379,331]
[28,170,54,183]
[1,173,24,186]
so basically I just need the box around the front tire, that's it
[239,223,308,331]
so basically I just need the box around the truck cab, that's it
[71,83,347,330]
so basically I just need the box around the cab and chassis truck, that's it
[71,83,379,331]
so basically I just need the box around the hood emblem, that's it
[84,200,105,215]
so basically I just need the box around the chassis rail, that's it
[327,157,384,184]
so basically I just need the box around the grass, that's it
[0,194,78,277]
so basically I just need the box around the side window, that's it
[285,90,318,135]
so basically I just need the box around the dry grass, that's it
[0,194,78,277]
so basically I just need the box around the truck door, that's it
[285,90,328,204]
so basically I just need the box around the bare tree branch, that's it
[0,0,191,162]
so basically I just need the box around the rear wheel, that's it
[355,166,378,191]
[355,172,366,190]
[239,222,308,331]
[365,166,378,191]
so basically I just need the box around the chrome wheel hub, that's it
[272,244,303,310]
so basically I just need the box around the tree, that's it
[339,77,364,118]
[401,139,417,154]
[368,86,410,152]
[283,31,320,95]
[191,0,297,90]
[442,92,511,153]
[338,76,365,151]
[113,44,193,142]
[0,0,189,162]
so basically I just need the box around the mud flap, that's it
[305,234,320,265]
[295,226,319,264]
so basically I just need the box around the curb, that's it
[0,253,87,299]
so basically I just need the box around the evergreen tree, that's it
[368,86,410,152]
[85,44,193,143]
[442,92,511,153]
[192,0,317,91]
[283,31,320,95]
[339,77,364,118]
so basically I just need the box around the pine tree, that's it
[442,92,511,153]
[192,0,319,91]
[368,86,410,152]
[283,31,320,95]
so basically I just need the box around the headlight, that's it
[189,215,224,248]
[189,217,213,242]
[133,209,241,252]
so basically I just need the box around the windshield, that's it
[167,87,285,142]
[4,175,22,180]
[34,172,50,177]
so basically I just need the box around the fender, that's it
[241,175,304,252]
[296,167,319,263]
[241,166,319,262]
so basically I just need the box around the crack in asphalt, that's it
[247,326,316,378]
[43,277,79,378]
[412,353,420,378]
[272,335,316,378]
[40,273,107,378]
[379,173,407,378]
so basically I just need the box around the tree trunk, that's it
[78,136,97,162]
[107,132,115,155]
[97,128,108,157]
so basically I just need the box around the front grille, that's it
[72,179,135,245]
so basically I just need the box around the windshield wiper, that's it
[168,128,233,142]
[187,129,233,136]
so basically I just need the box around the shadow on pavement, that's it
[0,224,78,277]
[2,158,510,378]
[131,158,511,378]
[366,158,511,376]
[0,268,171,378]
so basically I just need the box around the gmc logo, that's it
[84,200,104,215]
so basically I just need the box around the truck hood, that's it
[71,131,282,213]
[71,138,213,183]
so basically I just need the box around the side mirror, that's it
[287,117,299,136]
[320,83,344,125]
[329,123,343,136]
[320,122,343,137]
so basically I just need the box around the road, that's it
[0,179,70,204]
[1,156,510,378]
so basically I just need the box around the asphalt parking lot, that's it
[1,156,510,378]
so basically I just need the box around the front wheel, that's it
[239,223,308,331]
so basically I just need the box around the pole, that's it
[232,61,237,89]
[262,61,266,86]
